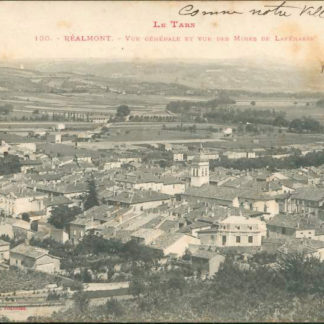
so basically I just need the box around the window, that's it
[222,235,226,246]
[236,236,241,243]
[248,236,253,243]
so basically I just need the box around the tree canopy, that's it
[84,178,99,210]
[48,206,82,229]
[116,105,131,118]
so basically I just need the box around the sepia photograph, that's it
[0,0,324,322]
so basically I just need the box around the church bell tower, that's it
[190,146,209,187]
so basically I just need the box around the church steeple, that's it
[190,145,209,187]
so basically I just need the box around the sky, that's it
[0,1,323,69]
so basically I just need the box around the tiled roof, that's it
[131,228,164,240]
[10,243,48,259]
[278,239,324,255]
[1,184,45,198]
[150,233,186,250]
[0,133,41,144]
[221,216,264,225]
[267,213,318,230]
[44,196,72,207]
[291,188,324,201]
[35,182,88,194]
[30,173,65,182]
[0,239,9,247]
[158,220,179,232]
[115,173,184,185]
[183,185,239,203]
[108,190,171,204]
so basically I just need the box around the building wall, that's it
[161,183,186,195]
[314,234,324,241]
[0,244,9,261]
[131,200,170,212]
[35,256,60,274]
[199,231,262,247]
[182,194,234,208]
[295,229,315,239]
[104,161,122,170]
[16,143,37,153]
[209,255,225,276]
[0,224,14,239]
[12,227,33,241]
[0,196,44,216]
[191,226,212,238]
[164,235,200,257]
[311,248,324,262]
[134,182,163,192]
[173,153,184,162]
[69,224,86,242]
[224,151,256,159]
[191,161,209,187]
[50,229,69,244]
[239,199,279,217]
[267,225,296,238]
[288,198,323,217]
[199,219,265,247]
[10,253,35,269]
[118,157,141,163]
[64,192,86,199]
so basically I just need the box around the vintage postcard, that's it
[0,0,324,322]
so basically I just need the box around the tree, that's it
[250,101,256,106]
[116,105,130,118]
[73,291,89,313]
[84,177,99,210]
[273,116,288,127]
[47,291,60,301]
[80,268,92,283]
[106,298,124,317]
[0,104,12,115]
[0,154,21,175]
[167,271,186,294]
[0,316,10,322]
[48,206,82,229]
[21,213,30,222]
[129,277,146,298]
[316,98,324,107]
[190,124,197,133]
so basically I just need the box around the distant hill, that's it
[0,59,322,94]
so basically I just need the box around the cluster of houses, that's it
[0,130,324,278]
